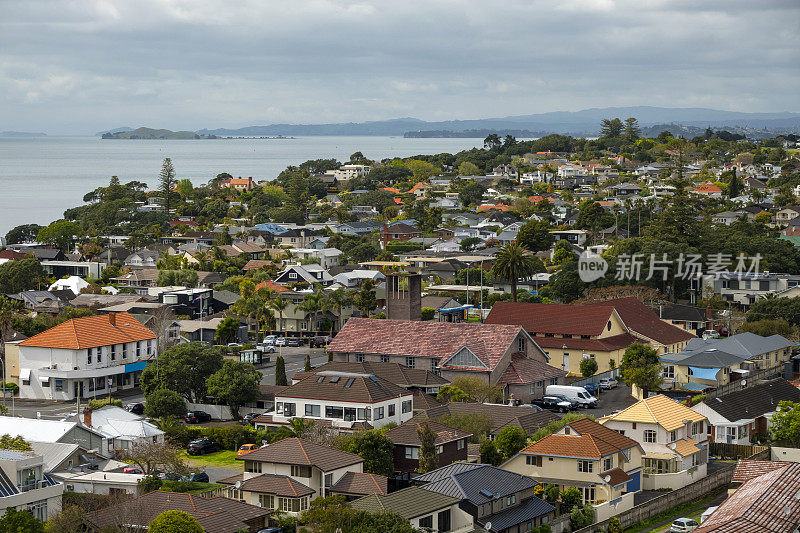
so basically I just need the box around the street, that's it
[258,346,330,386]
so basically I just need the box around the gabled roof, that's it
[279,371,411,404]
[486,301,615,336]
[217,473,314,497]
[519,418,638,460]
[350,486,460,519]
[421,464,538,504]
[19,312,156,350]
[498,353,567,385]
[695,463,800,533]
[732,459,793,484]
[685,332,793,359]
[701,379,800,422]
[411,402,558,435]
[588,298,695,345]
[600,394,706,431]
[329,471,388,496]
[327,318,529,372]
[237,438,363,472]
[385,420,471,446]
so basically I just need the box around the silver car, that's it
[670,518,699,532]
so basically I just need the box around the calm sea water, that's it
[0,136,482,237]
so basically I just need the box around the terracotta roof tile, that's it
[671,437,702,457]
[600,467,631,487]
[486,301,614,336]
[280,372,411,404]
[254,279,290,292]
[19,312,156,350]
[732,460,793,484]
[588,298,694,345]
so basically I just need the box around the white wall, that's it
[274,394,413,429]
[771,447,800,462]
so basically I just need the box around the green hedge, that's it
[385,241,423,253]
[166,424,281,450]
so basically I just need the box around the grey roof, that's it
[421,464,537,504]
[678,349,748,368]
[702,379,800,423]
[685,332,794,359]
[413,462,481,484]
[30,441,80,471]
[350,486,460,519]
[477,493,555,532]
[212,290,241,305]
[653,303,709,323]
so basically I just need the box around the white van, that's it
[545,385,598,409]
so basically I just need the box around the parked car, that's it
[549,394,580,409]
[583,383,599,395]
[702,329,720,340]
[719,327,730,336]
[599,378,618,390]
[310,335,331,348]
[670,518,699,532]
[227,342,242,348]
[187,472,210,483]
[285,337,301,347]
[257,344,276,353]
[125,403,145,415]
[241,412,260,425]
[186,439,219,456]
[257,528,283,533]
[262,335,277,346]
[275,337,287,346]
[123,467,143,474]
[545,385,598,409]
[237,444,259,457]
[532,396,574,413]
[184,410,212,424]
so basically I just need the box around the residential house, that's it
[328,471,389,501]
[83,490,271,533]
[218,242,271,260]
[652,303,713,336]
[351,485,473,533]
[265,371,414,430]
[78,405,165,455]
[179,317,246,345]
[420,295,468,322]
[691,379,800,444]
[324,164,370,182]
[0,449,64,522]
[409,181,433,198]
[694,462,800,533]
[501,417,642,520]
[288,247,342,269]
[235,437,364,510]
[48,276,89,297]
[693,271,800,307]
[336,221,383,236]
[410,402,558,440]
[271,290,354,335]
[380,223,422,249]
[221,177,255,191]
[492,164,519,180]
[498,353,567,402]
[776,206,800,226]
[485,298,694,375]
[549,229,589,247]
[349,205,380,219]
[327,319,557,393]
[273,228,323,248]
[384,421,471,473]
[123,249,160,268]
[414,463,556,533]
[599,395,708,490]
[5,291,68,312]
[691,181,723,198]
[0,418,107,458]
[274,264,334,287]
[17,313,157,400]
[289,361,449,395]
[332,269,385,288]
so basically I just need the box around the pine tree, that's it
[304,354,311,372]
[624,117,641,140]
[275,356,287,386]
[159,158,176,214]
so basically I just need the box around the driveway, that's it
[592,384,637,417]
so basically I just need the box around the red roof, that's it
[20,312,156,350]
[0,250,27,261]
[486,301,615,337]
[254,280,290,292]
[533,333,638,352]
[692,181,722,193]
[587,298,694,345]
[327,318,526,371]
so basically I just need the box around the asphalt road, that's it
[258,346,330,386]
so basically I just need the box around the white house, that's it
[17,313,157,400]
[0,449,64,522]
[78,405,165,455]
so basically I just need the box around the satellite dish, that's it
[604,475,611,483]
[484,522,492,532]
[234,481,242,490]
[741,380,747,387]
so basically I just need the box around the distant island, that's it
[0,131,47,137]
[101,127,217,140]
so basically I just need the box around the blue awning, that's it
[440,305,474,313]
[689,367,720,381]
[124,361,148,373]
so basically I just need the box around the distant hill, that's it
[0,131,47,137]
[96,126,134,136]
[101,127,214,140]
[193,107,800,138]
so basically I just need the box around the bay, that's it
[0,136,482,237]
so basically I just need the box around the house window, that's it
[354,353,364,363]
[506,494,517,506]
[670,430,678,442]
[325,406,344,419]
[289,272,297,279]
[643,430,656,443]
[388,404,396,417]
[402,400,412,413]
[603,457,613,471]
[526,456,543,467]
[663,366,675,379]
[259,494,274,509]
[55,380,63,392]
[419,515,433,529]
[380,354,390,363]
[577,460,593,473]
[245,461,262,473]
[279,496,308,513]
[457,439,465,450]
[110,345,116,361]
[87,348,93,365]
[692,421,703,435]
[122,344,127,359]
[431,358,437,372]
[305,404,321,417]
[324,473,333,488]
[136,343,141,358]
[550,377,558,385]
[405,356,415,368]
[518,338,525,352]
[374,407,384,420]
[438,509,452,533]
[283,403,296,417]
[291,465,312,478]
[580,486,596,504]
[436,445,443,454]
[405,447,419,459]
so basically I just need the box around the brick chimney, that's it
[83,408,92,427]
[108,313,116,326]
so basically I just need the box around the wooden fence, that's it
[709,442,769,460]
[705,364,786,399]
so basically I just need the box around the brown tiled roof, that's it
[279,372,411,404]
[19,312,156,350]
[385,420,472,446]
[567,417,641,451]
[412,402,558,435]
[601,467,631,487]
[329,471,389,496]
[588,298,694,345]
[238,437,363,472]
[217,473,315,497]
[258,384,288,400]
[327,318,526,371]
[486,301,615,336]
[732,460,794,484]
[498,353,566,385]
[413,390,443,411]
[244,260,276,272]
[521,417,639,459]
[695,463,800,533]
[291,361,449,388]
[83,491,270,533]
[533,333,638,352]
[0,250,26,261]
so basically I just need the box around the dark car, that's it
[184,410,212,424]
[125,403,145,415]
[310,336,331,348]
[186,439,218,456]
[549,394,580,409]
[187,472,210,483]
[284,337,301,347]
[241,412,260,425]
[533,396,574,413]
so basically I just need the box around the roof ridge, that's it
[296,438,311,465]
[71,318,79,349]
[369,473,384,494]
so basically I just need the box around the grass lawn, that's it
[624,493,719,533]
[181,450,242,469]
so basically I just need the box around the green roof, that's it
[779,235,800,247]
[350,486,460,519]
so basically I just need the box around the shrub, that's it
[87,398,123,410]
[569,504,594,530]
[145,390,187,419]
[138,474,163,494]
[421,307,435,321]
[607,516,622,533]
[690,394,707,406]
[561,486,582,509]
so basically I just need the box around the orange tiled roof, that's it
[671,437,702,457]
[409,182,430,193]
[379,187,400,194]
[521,433,611,459]
[20,312,155,350]
[477,203,512,212]
[255,280,290,293]
[693,181,722,193]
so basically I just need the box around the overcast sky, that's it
[2,0,798,134]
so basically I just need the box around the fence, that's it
[572,464,734,533]
[570,368,621,388]
[709,442,769,460]
[705,363,785,400]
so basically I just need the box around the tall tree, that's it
[516,220,554,252]
[624,117,641,140]
[491,242,540,302]
[269,296,289,336]
[275,356,288,386]
[484,134,502,151]
[337,430,395,476]
[417,422,438,473]
[206,360,262,419]
[494,426,527,459]
[159,158,177,214]
[620,343,663,396]
[353,279,377,316]
[140,343,223,403]
[600,118,623,138]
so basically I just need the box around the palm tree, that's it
[326,288,352,335]
[299,290,329,335]
[268,296,289,337]
[491,242,540,302]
